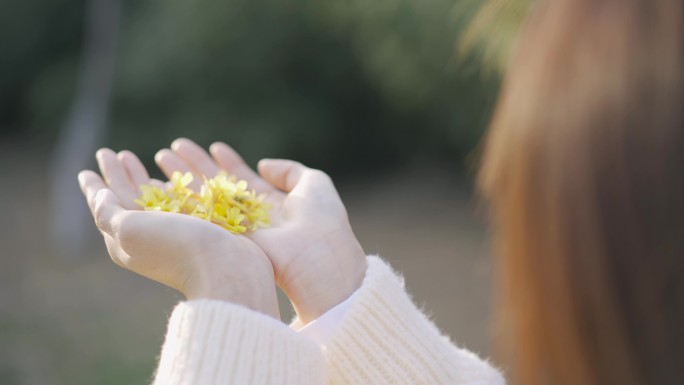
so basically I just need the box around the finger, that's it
[78,170,107,213]
[257,159,308,192]
[96,148,138,208]
[148,179,167,190]
[154,148,202,191]
[92,189,125,236]
[210,142,275,193]
[118,150,149,190]
[171,138,221,178]
[78,171,124,235]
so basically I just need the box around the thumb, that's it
[257,159,307,192]
[92,189,125,236]
[78,170,125,235]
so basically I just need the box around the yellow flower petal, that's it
[136,171,270,234]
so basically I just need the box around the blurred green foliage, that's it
[0,0,86,136]
[3,0,507,176]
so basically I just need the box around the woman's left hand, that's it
[78,149,281,318]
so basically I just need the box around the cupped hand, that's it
[78,148,280,318]
[155,138,367,323]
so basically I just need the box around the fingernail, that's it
[154,152,164,162]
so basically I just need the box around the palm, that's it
[248,187,350,278]
[110,210,263,276]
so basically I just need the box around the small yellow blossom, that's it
[135,172,270,234]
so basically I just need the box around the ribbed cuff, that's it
[294,289,359,347]
[325,256,505,385]
[153,300,325,385]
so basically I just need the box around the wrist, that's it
[285,232,367,324]
[184,251,281,319]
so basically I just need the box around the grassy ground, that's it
[0,142,498,384]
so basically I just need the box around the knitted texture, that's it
[152,257,506,384]
[323,256,506,385]
[152,299,325,385]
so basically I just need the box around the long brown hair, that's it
[479,1,684,384]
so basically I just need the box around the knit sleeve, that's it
[323,256,506,385]
[152,299,325,385]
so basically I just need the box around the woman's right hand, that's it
[77,149,280,318]
[155,139,367,324]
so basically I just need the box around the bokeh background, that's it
[0,0,529,383]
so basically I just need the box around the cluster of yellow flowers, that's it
[135,171,270,234]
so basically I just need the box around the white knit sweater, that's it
[152,256,505,384]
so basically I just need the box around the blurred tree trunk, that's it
[50,0,120,258]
